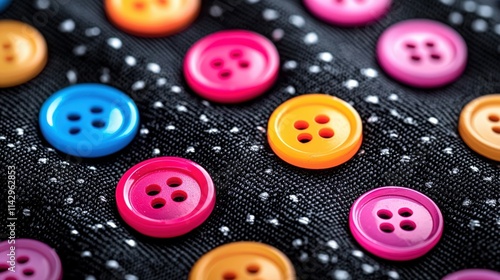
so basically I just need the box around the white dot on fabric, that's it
[209,5,223,17]
[263,9,279,21]
[59,19,75,32]
[267,218,279,226]
[131,81,145,91]
[317,253,329,264]
[200,114,209,122]
[70,229,79,235]
[304,32,318,45]
[477,5,493,18]
[140,128,149,135]
[388,271,400,279]
[125,56,137,66]
[157,78,167,87]
[283,60,298,70]
[153,101,164,108]
[105,260,120,269]
[440,0,455,5]
[147,63,161,74]
[230,127,240,133]
[124,275,139,280]
[166,125,175,130]
[318,52,333,62]
[361,264,375,274]
[494,24,500,35]
[289,195,299,202]
[471,19,488,32]
[352,250,364,258]
[107,37,123,49]
[259,192,269,201]
[66,70,77,84]
[100,68,110,83]
[219,226,230,236]
[85,27,101,37]
[297,217,310,225]
[125,239,136,247]
[289,15,306,28]
[246,214,255,224]
[343,79,359,90]
[246,0,260,3]
[272,28,285,41]
[449,12,463,25]
[85,276,96,280]
[285,85,296,94]
[388,94,399,101]
[365,95,379,104]
[327,240,339,250]
[171,86,182,93]
[361,68,378,78]
[309,65,321,73]
[35,0,50,9]
[428,117,439,125]
[186,146,195,153]
[333,270,350,280]
[463,0,477,12]
[81,251,92,257]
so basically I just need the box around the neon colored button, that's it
[377,19,467,88]
[0,20,47,88]
[0,0,11,13]
[442,269,500,280]
[267,94,362,169]
[0,239,62,280]
[303,0,391,26]
[184,30,280,103]
[104,0,200,37]
[39,84,139,158]
[459,95,500,161]
[349,186,443,261]
[189,242,296,280]
[116,157,216,238]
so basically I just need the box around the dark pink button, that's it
[184,30,279,103]
[303,0,391,26]
[349,186,444,261]
[0,239,62,280]
[116,157,216,238]
[442,269,500,280]
[377,19,467,88]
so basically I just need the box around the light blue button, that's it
[0,0,12,13]
[39,84,139,158]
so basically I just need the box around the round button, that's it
[442,269,500,280]
[377,19,467,88]
[349,186,444,261]
[0,0,12,13]
[184,30,280,103]
[0,239,62,280]
[39,84,139,158]
[189,242,296,280]
[459,94,500,161]
[104,0,200,37]
[116,157,216,238]
[0,20,48,88]
[267,94,363,169]
[303,0,391,26]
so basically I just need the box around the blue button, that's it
[39,84,139,158]
[0,0,11,13]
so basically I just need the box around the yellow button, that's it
[105,0,201,37]
[0,20,47,88]
[268,94,363,169]
[459,94,500,161]
[189,242,296,280]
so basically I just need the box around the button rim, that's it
[442,269,500,280]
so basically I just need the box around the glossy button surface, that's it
[377,19,467,88]
[267,94,362,169]
[184,30,280,103]
[442,269,500,280]
[0,0,11,13]
[0,239,62,280]
[349,186,443,261]
[39,84,139,158]
[0,20,47,88]
[116,157,216,238]
[459,94,500,161]
[105,0,200,36]
[303,0,391,26]
[189,242,295,280]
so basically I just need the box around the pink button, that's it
[184,30,279,103]
[303,0,391,26]
[442,269,500,280]
[377,19,467,88]
[349,186,444,261]
[116,157,216,238]
[0,239,62,280]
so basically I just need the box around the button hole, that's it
[5,56,14,62]
[380,223,394,233]
[134,2,145,9]
[405,42,416,49]
[146,184,161,196]
[219,69,232,79]
[151,198,166,209]
[239,60,250,68]
[211,59,224,69]
[3,43,11,49]
[229,49,242,59]
[171,190,187,202]
[223,272,237,280]
[18,256,29,264]
[167,177,182,187]
[247,264,260,274]
[69,128,81,135]
[493,126,500,134]
[23,269,34,276]
[157,0,167,5]
[297,133,312,144]
[315,114,330,124]
[294,120,309,130]
[319,128,334,139]
[376,209,393,220]
[67,114,81,121]
[488,114,499,122]
[430,53,441,60]
[400,220,416,231]
[0,264,10,273]
[398,207,413,217]
[92,120,106,129]
[90,106,103,113]
[426,41,435,47]
[410,55,421,62]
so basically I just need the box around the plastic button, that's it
[104,0,200,36]
[459,94,500,161]
[116,157,216,238]
[349,186,444,261]
[39,84,139,158]
[377,19,467,88]
[442,269,500,280]
[303,0,391,26]
[0,20,47,88]
[189,242,296,280]
[267,94,363,169]
[0,0,11,13]
[184,30,280,103]
[0,239,62,280]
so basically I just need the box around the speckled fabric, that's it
[1,0,499,279]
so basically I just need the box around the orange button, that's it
[189,242,296,280]
[268,94,363,169]
[104,0,201,37]
[0,20,47,88]
[459,94,500,161]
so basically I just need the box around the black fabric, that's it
[1,0,500,279]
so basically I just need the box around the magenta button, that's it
[377,19,467,88]
[442,269,500,280]
[116,157,216,238]
[0,239,62,280]
[184,30,279,103]
[349,186,443,261]
[303,0,391,26]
